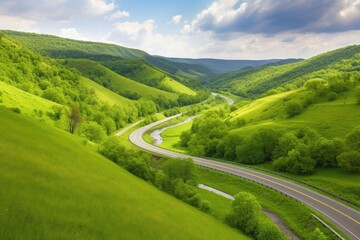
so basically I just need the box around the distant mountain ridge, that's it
[166,58,303,73]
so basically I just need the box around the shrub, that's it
[309,228,328,240]
[125,159,154,182]
[11,107,21,114]
[345,128,360,151]
[226,192,261,235]
[286,101,303,118]
[337,151,360,173]
[356,86,360,104]
[81,121,106,143]
[162,158,196,183]
[256,218,286,240]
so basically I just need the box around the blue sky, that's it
[0,0,359,59]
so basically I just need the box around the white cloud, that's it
[85,0,115,16]
[114,20,155,40]
[184,0,360,34]
[106,10,130,20]
[0,0,115,21]
[60,28,87,40]
[0,15,39,32]
[169,15,182,25]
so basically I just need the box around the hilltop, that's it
[205,45,360,98]
[3,30,214,81]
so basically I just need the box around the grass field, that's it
[66,59,178,100]
[0,81,65,126]
[229,89,360,138]
[162,77,196,95]
[160,120,193,151]
[79,77,133,106]
[0,108,249,240]
[196,168,343,240]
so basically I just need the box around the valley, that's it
[1,19,359,240]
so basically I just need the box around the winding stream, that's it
[150,115,196,145]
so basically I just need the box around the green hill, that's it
[229,88,360,138]
[64,59,178,101]
[206,45,360,98]
[2,30,147,59]
[101,59,196,95]
[0,107,246,240]
[167,57,302,73]
[3,30,213,82]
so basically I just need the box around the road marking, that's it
[199,160,360,226]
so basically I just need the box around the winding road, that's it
[129,114,360,240]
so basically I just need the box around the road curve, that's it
[211,92,235,105]
[129,114,360,240]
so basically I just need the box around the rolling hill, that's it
[64,59,178,101]
[206,45,360,98]
[3,30,214,82]
[167,58,302,73]
[228,88,360,138]
[101,59,196,95]
[0,107,247,240]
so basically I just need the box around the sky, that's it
[0,0,359,59]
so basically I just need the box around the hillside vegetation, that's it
[4,30,214,81]
[64,59,178,102]
[0,34,164,143]
[206,45,360,98]
[168,57,302,73]
[0,108,246,240]
[3,30,147,59]
[101,59,196,95]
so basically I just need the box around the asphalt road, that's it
[129,114,360,240]
[211,92,235,105]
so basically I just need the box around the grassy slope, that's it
[79,77,133,106]
[196,168,341,240]
[3,30,147,59]
[206,45,360,97]
[66,59,178,100]
[102,59,196,95]
[0,108,246,240]
[162,77,196,95]
[229,89,360,138]
[4,30,213,81]
[0,81,64,125]
[226,89,360,203]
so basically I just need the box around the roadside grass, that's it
[160,120,193,151]
[195,188,232,220]
[0,107,247,240]
[257,162,360,206]
[196,167,345,240]
[162,76,197,96]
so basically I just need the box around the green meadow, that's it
[0,108,247,240]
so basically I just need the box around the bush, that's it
[337,151,360,173]
[125,159,154,182]
[355,86,360,104]
[345,128,360,151]
[162,158,196,183]
[226,192,285,239]
[286,101,303,118]
[226,192,261,235]
[256,218,286,240]
[11,107,21,114]
[81,121,106,143]
[99,137,127,163]
[309,228,328,240]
